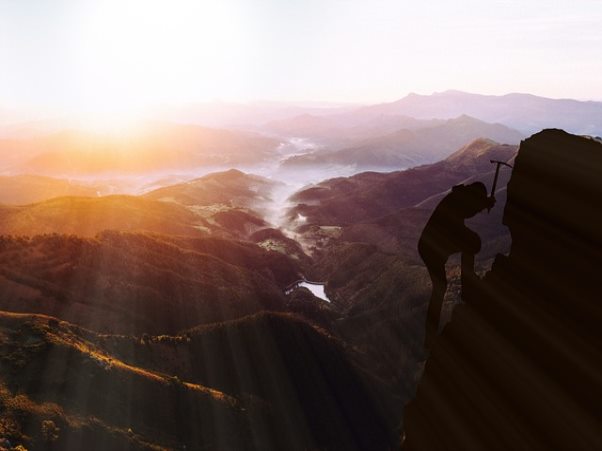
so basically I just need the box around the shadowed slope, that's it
[98,312,399,451]
[0,311,249,451]
[0,310,398,450]
[0,232,297,334]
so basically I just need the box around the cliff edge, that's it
[402,129,602,450]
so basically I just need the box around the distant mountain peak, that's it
[446,114,481,123]
[444,137,516,170]
[404,89,470,99]
[446,137,498,158]
[193,168,255,183]
[221,168,245,177]
[434,89,469,96]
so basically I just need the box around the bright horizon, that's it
[1,0,602,117]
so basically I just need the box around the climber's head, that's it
[452,182,490,218]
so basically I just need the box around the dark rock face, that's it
[402,130,602,450]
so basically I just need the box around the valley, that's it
[0,133,518,449]
[0,91,600,450]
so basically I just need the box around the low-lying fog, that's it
[23,137,388,230]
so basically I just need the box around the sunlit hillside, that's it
[0,123,281,175]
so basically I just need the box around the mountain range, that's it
[358,90,602,135]
[287,137,516,226]
[0,87,600,450]
[281,115,522,169]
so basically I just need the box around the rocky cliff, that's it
[402,130,602,450]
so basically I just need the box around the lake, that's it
[298,281,331,303]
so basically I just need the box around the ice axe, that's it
[488,160,513,212]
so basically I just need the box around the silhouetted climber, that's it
[418,182,494,350]
[403,130,602,451]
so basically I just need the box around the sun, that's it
[71,0,248,116]
[74,110,147,134]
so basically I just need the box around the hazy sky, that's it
[1,0,601,114]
